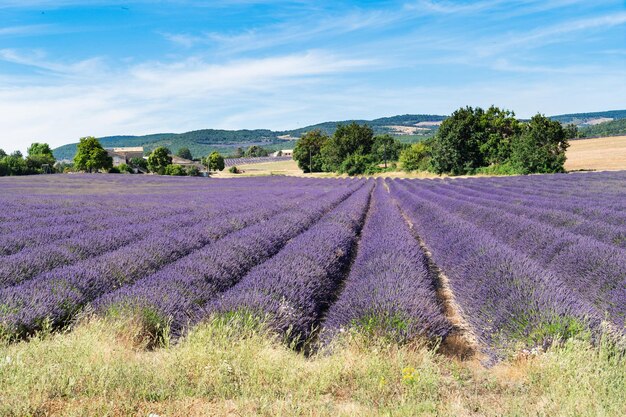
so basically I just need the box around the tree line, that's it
[0,143,57,176]
[293,106,574,176]
[0,137,228,177]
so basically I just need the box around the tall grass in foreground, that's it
[1,315,625,417]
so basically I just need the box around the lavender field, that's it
[0,172,625,356]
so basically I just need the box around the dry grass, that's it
[1,315,625,416]
[565,135,626,172]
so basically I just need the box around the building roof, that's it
[107,147,144,153]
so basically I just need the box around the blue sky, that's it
[0,0,625,152]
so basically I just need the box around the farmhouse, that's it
[170,155,204,170]
[106,147,144,167]
[271,149,293,157]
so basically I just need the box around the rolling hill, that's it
[53,110,626,160]
[52,114,446,160]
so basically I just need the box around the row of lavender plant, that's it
[389,179,597,352]
[0,181,331,288]
[421,180,626,249]
[206,182,374,343]
[400,179,626,329]
[321,180,451,343]
[95,181,364,337]
[0,183,353,338]
[449,178,626,226]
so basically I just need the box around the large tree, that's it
[430,106,519,175]
[204,151,225,171]
[176,147,193,160]
[510,114,569,174]
[293,129,329,173]
[147,147,172,175]
[26,142,56,173]
[320,122,374,172]
[371,134,403,167]
[245,145,268,157]
[73,137,113,173]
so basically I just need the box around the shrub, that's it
[228,166,240,174]
[164,164,187,176]
[186,166,200,177]
[400,142,430,172]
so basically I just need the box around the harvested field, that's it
[565,135,626,171]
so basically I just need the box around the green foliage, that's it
[478,107,521,165]
[116,163,133,174]
[431,106,519,175]
[293,129,329,173]
[563,124,579,139]
[25,142,56,173]
[176,147,193,160]
[400,142,431,172]
[147,147,172,175]
[164,164,187,176]
[371,134,404,165]
[204,151,225,171]
[186,166,200,177]
[321,122,374,172]
[338,153,376,176]
[73,137,113,173]
[233,147,244,158]
[245,145,269,157]
[510,114,569,174]
[228,166,240,174]
[129,157,147,170]
[579,118,626,138]
[0,149,6,158]
[550,109,626,124]
[472,162,520,175]
[108,166,121,174]
[27,143,54,157]
[0,153,28,176]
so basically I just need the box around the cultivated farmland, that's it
[1,173,626,415]
[1,172,624,351]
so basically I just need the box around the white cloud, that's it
[0,50,375,152]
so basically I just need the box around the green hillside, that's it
[550,109,626,125]
[53,110,626,160]
[53,130,295,161]
[53,114,446,160]
[579,118,626,138]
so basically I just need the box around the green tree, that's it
[164,164,187,176]
[510,114,569,174]
[399,142,431,172]
[245,146,268,157]
[320,122,374,172]
[563,124,578,139]
[293,129,329,173]
[129,157,148,171]
[147,147,172,175]
[204,151,225,171]
[26,142,56,173]
[73,137,113,173]
[338,153,376,176]
[186,166,200,176]
[478,106,521,165]
[233,147,244,158]
[430,106,518,175]
[0,149,6,158]
[176,147,193,160]
[371,134,403,166]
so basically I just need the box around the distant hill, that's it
[53,110,626,160]
[52,114,446,160]
[549,110,626,126]
[579,118,626,138]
